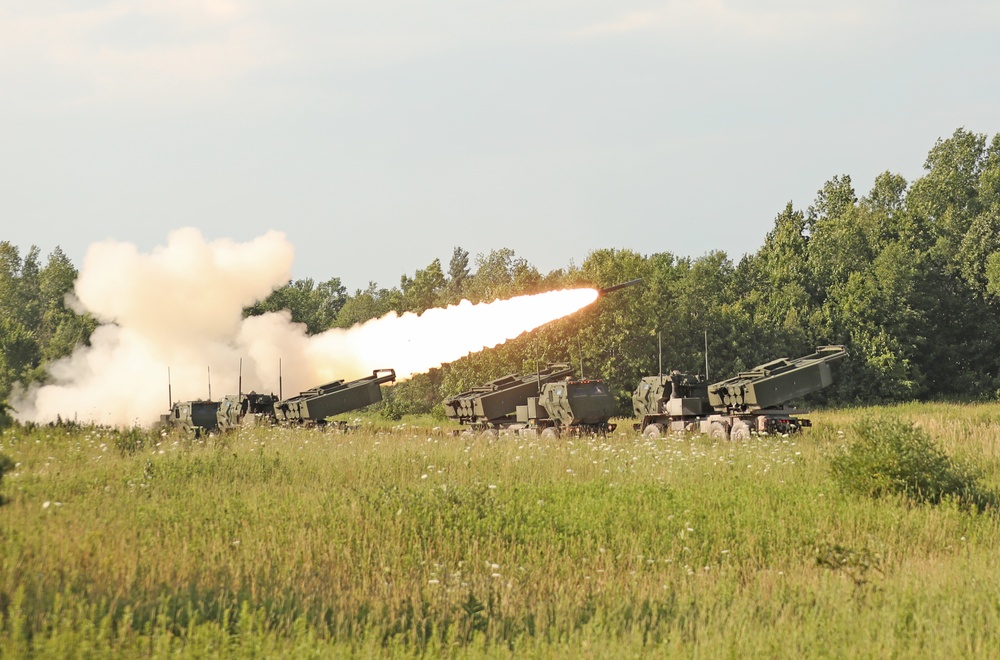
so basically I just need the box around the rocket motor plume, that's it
[12,229,599,426]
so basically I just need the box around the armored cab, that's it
[633,372,709,421]
[518,379,618,436]
[634,346,847,439]
[161,400,222,437]
[217,392,279,432]
[443,364,574,429]
[273,369,396,424]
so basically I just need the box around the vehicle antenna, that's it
[208,365,212,401]
[578,335,584,380]
[239,358,243,397]
[167,366,172,409]
[658,330,663,379]
[279,358,283,400]
[704,330,710,381]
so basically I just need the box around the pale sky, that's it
[2,1,998,291]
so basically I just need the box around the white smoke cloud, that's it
[13,228,598,426]
[13,228,294,426]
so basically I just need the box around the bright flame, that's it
[267,288,600,384]
[11,229,599,426]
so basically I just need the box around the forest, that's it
[2,128,1000,423]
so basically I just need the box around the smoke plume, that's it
[12,228,598,426]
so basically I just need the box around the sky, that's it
[2,0,998,292]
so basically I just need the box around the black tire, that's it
[730,420,751,441]
[708,421,728,440]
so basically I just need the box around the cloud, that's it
[0,0,284,105]
[571,1,869,42]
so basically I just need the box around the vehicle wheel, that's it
[643,423,663,439]
[708,421,728,440]
[480,428,499,439]
[540,427,559,439]
[730,420,751,441]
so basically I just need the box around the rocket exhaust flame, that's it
[300,287,600,383]
[11,229,600,427]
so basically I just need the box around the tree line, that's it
[3,128,999,422]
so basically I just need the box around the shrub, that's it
[0,400,13,433]
[0,452,13,505]
[830,417,994,510]
[113,426,155,455]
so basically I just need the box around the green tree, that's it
[956,208,1000,294]
[36,247,96,363]
[0,243,42,398]
[909,128,988,233]
[445,247,471,302]
[245,277,348,334]
[734,203,816,361]
[986,252,1000,298]
[334,283,403,328]
[0,316,40,398]
[400,259,447,314]
[461,249,542,303]
[808,174,858,228]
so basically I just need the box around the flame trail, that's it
[12,229,599,426]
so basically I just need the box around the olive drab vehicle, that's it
[162,369,397,434]
[519,378,618,437]
[160,400,222,438]
[217,392,280,432]
[633,345,848,439]
[443,363,617,437]
[443,363,574,428]
[273,369,397,426]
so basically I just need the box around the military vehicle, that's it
[162,369,396,434]
[516,377,618,437]
[443,363,574,428]
[159,400,222,438]
[217,391,280,432]
[633,345,847,439]
[443,363,618,437]
[273,369,397,425]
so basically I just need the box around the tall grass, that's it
[2,404,1000,656]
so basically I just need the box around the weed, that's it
[814,541,884,593]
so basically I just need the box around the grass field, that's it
[3,403,1000,657]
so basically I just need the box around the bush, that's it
[830,417,995,510]
[0,452,14,505]
[113,426,155,455]
[0,400,13,433]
